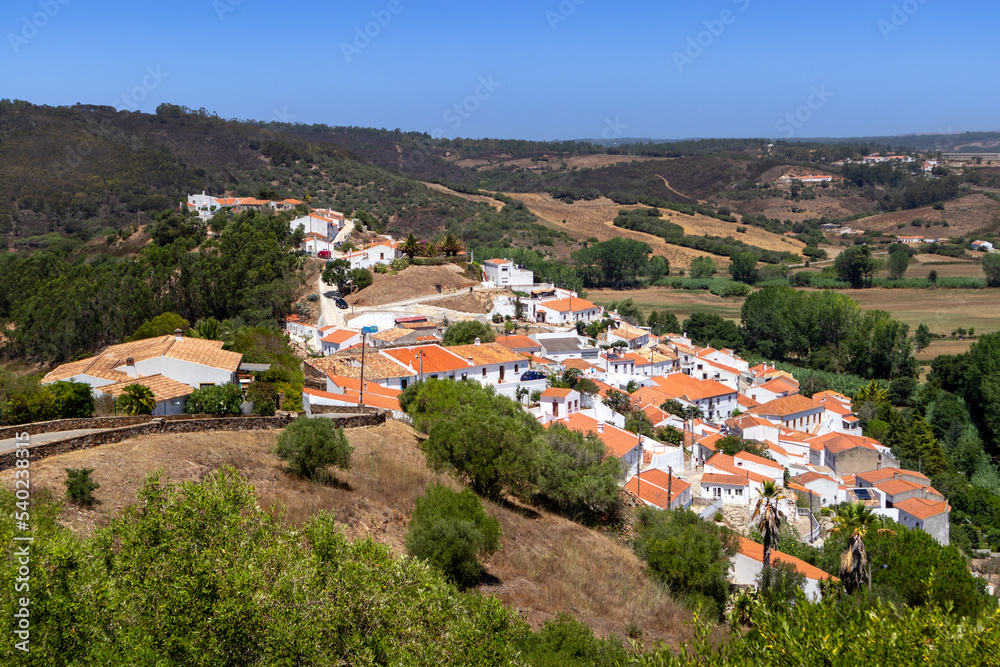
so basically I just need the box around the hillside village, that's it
[28,191,973,603]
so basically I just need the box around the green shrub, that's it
[442,320,495,346]
[405,484,501,588]
[185,383,243,415]
[245,381,277,416]
[516,613,629,667]
[64,467,100,506]
[275,417,353,481]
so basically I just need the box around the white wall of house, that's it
[483,260,533,287]
[701,481,752,506]
[730,553,824,601]
[647,447,685,474]
[801,478,841,507]
[131,357,235,389]
[692,392,738,422]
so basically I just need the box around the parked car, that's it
[334,297,349,310]
[520,370,546,381]
[317,250,331,259]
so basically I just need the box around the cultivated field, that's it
[587,286,1000,344]
[507,193,803,268]
[1,421,697,646]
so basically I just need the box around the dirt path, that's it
[656,174,704,204]
[422,182,504,210]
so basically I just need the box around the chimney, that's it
[893,471,899,480]
[467,356,474,366]
[174,328,183,342]
[125,357,138,378]
[474,337,481,346]
[597,422,604,433]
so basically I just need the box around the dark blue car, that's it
[520,370,546,381]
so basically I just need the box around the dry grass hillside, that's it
[507,192,803,268]
[848,193,1000,237]
[347,263,477,307]
[2,421,698,646]
[422,182,503,210]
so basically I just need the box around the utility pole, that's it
[359,332,367,407]
[667,466,673,510]
[635,400,644,501]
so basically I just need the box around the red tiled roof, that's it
[554,412,640,459]
[496,335,542,351]
[383,345,468,374]
[537,297,598,313]
[651,374,734,401]
[625,470,690,509]
[734,450,784,471]
[542,387,575,398]
[752,395,823,417]
[701,473,749,487]
[321,329,361,344]
[304,387,400,412]
[895,497,950,520]
[736,536,837,582]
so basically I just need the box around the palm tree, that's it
[831,502,882,594]
[117,384,157,416]
[422,240,438,258]
[750,480,786,571]
[441,234,465,257]
[400,233,421,259]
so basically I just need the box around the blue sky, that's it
[2,0,998,140]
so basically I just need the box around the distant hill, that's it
[789,131,1000,153]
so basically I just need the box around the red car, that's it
[317,250,331,259]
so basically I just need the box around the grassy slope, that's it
[0,420,698,647]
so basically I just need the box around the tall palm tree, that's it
[117,384,157,416]
[751,480,786,571]
[831,502,881,594]
[441,234,465,257]
[400,233,421,259]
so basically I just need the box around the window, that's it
[482,368,487,378]
[514,364,518,373]
[736,489,743,496]
[199,383,215,389]
[713,487,721,498]
[461,373,468,381]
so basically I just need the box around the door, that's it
[499,365,505,383]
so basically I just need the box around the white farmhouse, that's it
[482,258,533,288]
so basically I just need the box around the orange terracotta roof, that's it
[537,297,598,313]
[370,328,414,343]
[651,374,735,401]
[701,473,749,487]
[484,258,509,264]
[321,329,361,344]
[631,385,676,408]
[812,432,879,454]
[726,414,776,431]
[759,377,799,394]
[855,468,929,485]
[738,394,762,409]
[561,357,599,371]
[873,478,927,497]
[448,342,530,365]
[42,334,241,384]
[625,470,690,509]
[894,497,950,520]
[542,387,574,398]
[734,450,784,471]
[706,453,771,484]
[304,387,401,412]
[736,536,837,582]
[324,375,402,398]
[751,394,823,418]
[99,374,194,403]
[496,335,542,351]
[382,345,467,374]
[306,352,414,382]
[554,412,640,459]
[795,471,837,485]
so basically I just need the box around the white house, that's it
[793,471,843,507]
[971,240,994,252]
[551,412,643,477]
[732,451,785,485]
[725,414,780,446]
[539,387,582,420]
[650,374,738,422]
[533,296,603,325]
[701,473,753,506]
[895,497,951,546]
[607,323,650,349]
[42,330,242,393]
[750,395,825,434]
[482,258,534,288]
[320,328,363,356]
[291,212,340,239]
[95,374,193,416]
[531,334,601,363]
[731,536,837,601]
[344,242,399,270]
[625,469,692,510]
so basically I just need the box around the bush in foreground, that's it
[64,467,100,506]
[275,417,353,481]
[405,484,502,588]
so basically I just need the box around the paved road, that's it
[0,429,106,454]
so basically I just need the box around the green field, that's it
[588,286,1000,351]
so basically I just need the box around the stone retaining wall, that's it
[0,411,385,471]
[310,405,381,415]
[0,413,277,440]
